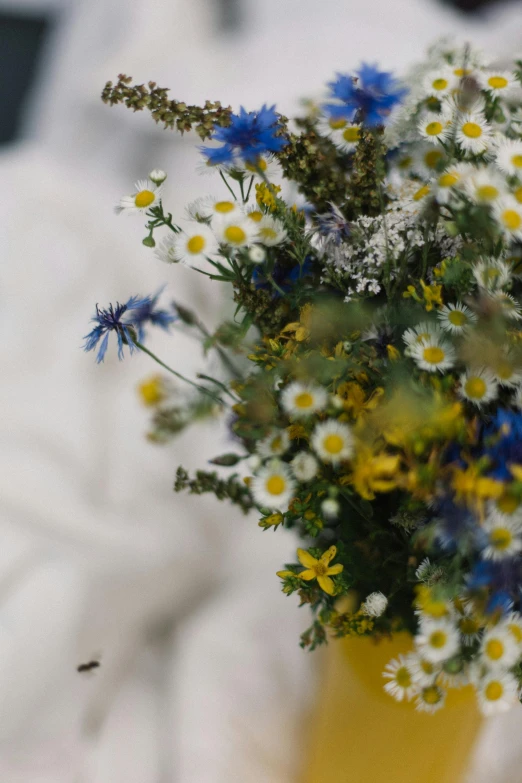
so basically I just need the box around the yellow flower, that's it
[348,442,401,500]
[451,464,504,510]
[297,546,343,595]
[255,182,281,211]
[137,375,166,407]
[335,382,384,419]
[387,344,400,361]
[420,280,443,311]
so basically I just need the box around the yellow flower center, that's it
[514,187,522,204]
[328,118,347,130]
[265,475,286,495]
[342,126,361,143]
[454,68,471,77]
[497,494,520,515]
[486,639,505,660]
[426,121,443,136]
[396,667,412,688]
[138,376,164,406]
[421,659,435,675]
[485,681,503,701]
[460,617,480,635]
[245,157,268,173]
[315,562,328,577]
[511,155,522,169]
[425,149,443,169]
[259,227,278,241]
[295,392,314,409]
[502,210,522,231]
[490,528,513,551]
[423,686,442,705]
[398,156,413,169]
[270,436,282,452]
[187,235,206,254]
[224,225,247,244]
[461,122,482,139]
[476,185,499,201]
[432,78,448,91]
[413,185,431,201]
[247,210,264,222]
[134,190,156,208]
[496,361,514,380]
[465,377,487,399]
[439,173,459,188]
[423,346,445,364]
[323,434,344,454]
[429,630,448,649]
[448,309,467,326]
[508,622,522,643]
[488,76,508,90]
[215,200,236,213]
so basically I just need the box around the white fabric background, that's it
[2,0,522,780]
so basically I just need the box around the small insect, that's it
[77,659,101,674]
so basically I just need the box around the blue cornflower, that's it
[324,63,407,127]
[84,295,149,363]
[432,496,485,553]
[200,105,286,166]
[482,409,522,481]
[314,203,351,246]
[131,288,176,342]
[252,257,313,298]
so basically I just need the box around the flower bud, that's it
[149,169,167,185]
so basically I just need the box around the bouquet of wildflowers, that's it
[86,40,522,716]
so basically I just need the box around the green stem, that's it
[219,170,237,201]
[245,175,254,203]
[197,373,239,400]
[267,273,287,298]
[134,341,225,405]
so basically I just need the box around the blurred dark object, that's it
[0,10,53,145]
[442,0,517,12]
[218,0,242,31]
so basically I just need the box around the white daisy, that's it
[464,166,507,205]
[435,165,469,204]
[382,655,418,702]
[291,452,319,482]
[458,368,498,407]
[440,657,470,689]
[418,113,452,144]
[411,183,433,204]
[492,354,522,387]
[482,511,522,561]
[154,234,178,264]
[477,672,518,716]
[505,613,522,647]
[455,112,491,156]
[413,145,447,179]
[495,139,522,177]
[330,124,362,153]
[360,591,388,617]
[214,217,258,248]
[172,225,218,265]
[281,382,328,419]
[481,625,520,669]
[316,115,349,139]
[423,67,458,98]
[410,334,456,373]
[257,430,290,459]
[116,179,162,215]
[256,216,288,247]
[437,302,477,333]
[494,198,522,242]
[457,606,483,646]
[416,618,460,663]
[493,291,522,320]
[408,652,442,687]
[241,155,282,182]
[245,206,265,225]
[311,420,354,465]
[402,321,443,355]
[473,258,511,292]
[479,71,518,98]
[187,196,242,223]
[251,460,295,511]
[415,684,446,714]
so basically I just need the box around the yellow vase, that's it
[303,633,482,783]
